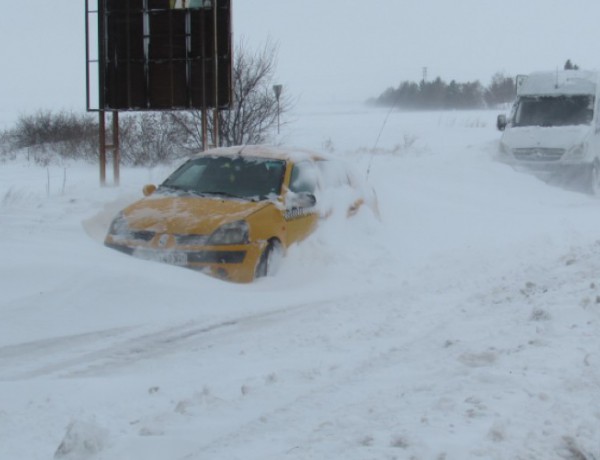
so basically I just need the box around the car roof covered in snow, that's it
[517,70,598,96]
[194,145,328,163]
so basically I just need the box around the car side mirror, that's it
[142,184,157,196]
[497,114,507,131]
[287,191,316,208]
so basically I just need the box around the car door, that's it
[283,160,319,245]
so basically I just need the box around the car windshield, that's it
[513,95,594,127]
[161,155,286,201]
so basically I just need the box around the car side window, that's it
[316,160,352,189]
[289,161,317,194]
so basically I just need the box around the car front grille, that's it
[513,148,565,161]
[187,250,246,264]
[105,242,246,265]
[175,234,210,245]
[130,230,156,242]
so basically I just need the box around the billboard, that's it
[94,0,232,111]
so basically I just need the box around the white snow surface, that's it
[1,105,600,459]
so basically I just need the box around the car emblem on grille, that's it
[158,234,169,247]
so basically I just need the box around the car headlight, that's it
[108,212,130,236]
[207,220,249,245]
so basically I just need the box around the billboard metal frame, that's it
[86,0,232,112]
[85,0,232,184]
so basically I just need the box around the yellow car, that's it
[105,145,377,282]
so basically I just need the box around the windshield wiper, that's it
[159,184,184,192]
[160,185,208,197]
[199,190,244,199]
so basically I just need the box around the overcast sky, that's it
[2,0,600,121]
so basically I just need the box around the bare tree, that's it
[7,110,98,160]
[119,113,189,165]
[484,72,516,108]
[564,59,580,70]
[171,39,291,149]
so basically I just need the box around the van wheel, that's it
[586,161,600,195]
[255,239,283,278]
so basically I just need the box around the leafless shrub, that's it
[322,137,335,153]
[2,187,16,206]
[171,39,292,149]
[3,110,192,166]
[9,110,98,161]
[558,436,595,460]
[390,435,409,448]
[358,435,374,446]
[402,133,418,149]
[119,113,189,166]
[464,117,487,128]
[0,130,14,159]
[529,308,551,321]
[3,41,289,165]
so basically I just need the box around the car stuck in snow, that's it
[104,145,378,282]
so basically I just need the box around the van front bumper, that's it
[503,159,593,191]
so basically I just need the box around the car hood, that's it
[122,194,271,234]
[501,125,589,150]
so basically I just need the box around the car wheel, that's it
[255,239,283,278]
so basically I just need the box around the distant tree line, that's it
[564,59,579,70]
[369,72,516,110]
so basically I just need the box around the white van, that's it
[496,70,600,194]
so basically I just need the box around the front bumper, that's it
[500,157,592,191]
[105,238,265,283]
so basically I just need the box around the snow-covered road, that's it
[1,107,599,459]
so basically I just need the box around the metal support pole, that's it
[99,111,107,186]
[212,0,219,147]
[202,108,208,150]
[98,110,120,186]
[112,111,120,185]
[85,0,90,111]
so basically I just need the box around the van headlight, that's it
[208,220,249,245]
[565,143,587,159]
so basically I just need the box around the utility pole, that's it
[212,1,219,147]
[273,84,283,134]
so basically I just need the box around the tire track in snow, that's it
[2,239,583,382]
[0,327,133,380]
[174,246,600,460]
[0,319,239,381]
[0,258,516,382]
[0,292,373,380]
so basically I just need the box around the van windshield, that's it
[513,95,594,127]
